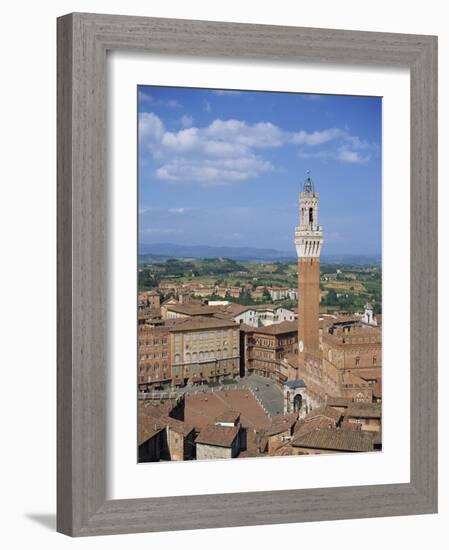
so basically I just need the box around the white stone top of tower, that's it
[295,173,324,259]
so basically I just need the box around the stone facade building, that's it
[241,321,298,382]
[169,317,240,386]
[321,318,382,402]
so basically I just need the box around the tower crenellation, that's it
[295,174,323,259]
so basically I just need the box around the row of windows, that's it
[254,338,274,347]
[185,339,230,350]
[175,329,237,343]
[175,348,239,363]
[138,338,168,346]
[342,337,380,344]
[139,351,168,360]
[254,351,275,360]
[355,356,377,366]
[139,362,168,371]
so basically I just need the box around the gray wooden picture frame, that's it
[57,12,438,537]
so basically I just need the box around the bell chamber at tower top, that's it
[295,173,324,259]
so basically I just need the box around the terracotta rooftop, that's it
[195,424,239,448]
[291,428,375,452]
[165,303,221,316]
[242,320,297,336]
[346,403,382,419]
[267,413,298,436]
[138,416,166,446]
[215,410,241,425]
[294,416,335,437]
[167,316,237,332]
[185,389,271,431]
[138,398,178,420]
[165,417,194,436]
[326,396,352,408]
[303,406,343,424]
[210,303,248,318]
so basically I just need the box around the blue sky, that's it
[138,86,381,256]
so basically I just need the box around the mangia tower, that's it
[295,173,323,363]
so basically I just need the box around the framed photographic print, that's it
[57,13,437,536]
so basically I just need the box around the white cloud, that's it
[291,128,345,146]
[139,111,376,184]
[155,156,273,184]
[139,112,164,142]
[139,90,181,108]
[299,147,370,164]
[180,114,194,127]
[206,119,284,148]
[337,149,370,164]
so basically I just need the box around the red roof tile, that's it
[195,424,239,448]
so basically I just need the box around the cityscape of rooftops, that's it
[137,86,382,462]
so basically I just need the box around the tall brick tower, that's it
[295,173,323,362]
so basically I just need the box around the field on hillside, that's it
[138,258,382,314]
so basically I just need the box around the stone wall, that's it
[196,443,232,461]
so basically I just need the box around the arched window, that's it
[174,354,180,364]
[309,207,314,224]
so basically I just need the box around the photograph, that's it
[137,86,382,461]
[1,1,439,543]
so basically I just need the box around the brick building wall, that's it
[138,325,171,390]
[298,257,321,358]
[244,325,297,382]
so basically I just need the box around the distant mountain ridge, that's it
[139,242,381,264]
[139,242,294,261]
